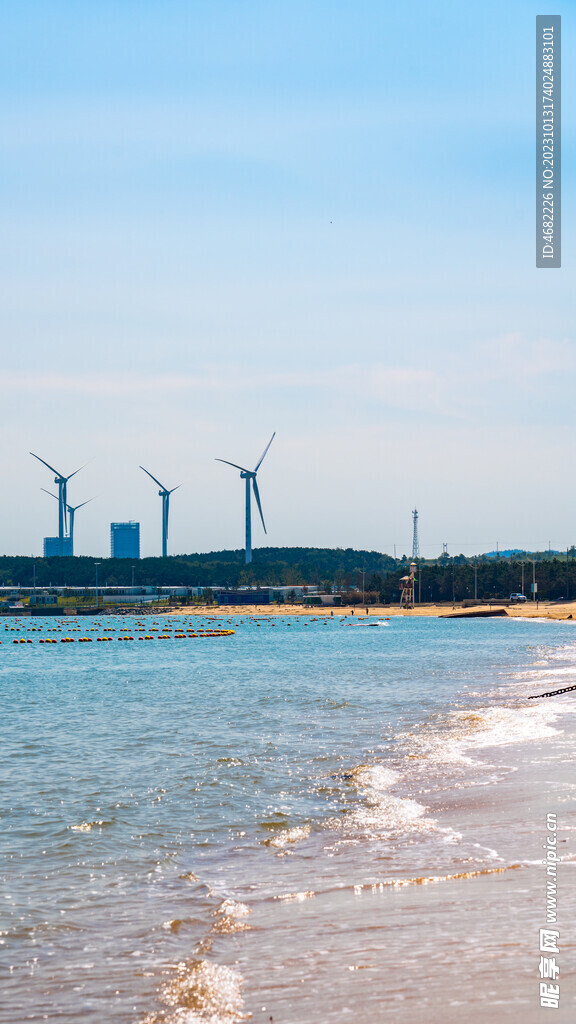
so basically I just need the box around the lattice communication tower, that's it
[411,508,420,559]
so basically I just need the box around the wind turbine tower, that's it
[140,467,181,558]
[31,453,86,556]
[411,508,420,559]
[42,490,93,557]
[216,433,275,564]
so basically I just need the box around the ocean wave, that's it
[262,824,311,850]
[274,863,522,903]
[448,705,560,751]
[143,959,247,1024]
[67,819,111,832]
[211,900,252,935]
[397,702,561,769]
[328,763,436,838]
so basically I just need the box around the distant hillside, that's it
[482,549,525,559]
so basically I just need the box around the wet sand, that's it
[215,710,576,1023]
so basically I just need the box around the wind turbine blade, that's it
[65,462,89,482]
[70,498,94,512]
[254,432,275,472]
[30,452,62,476]
[168,484,181,495]
[215,459,252,473]
[252,478,266,534]
[140,466,167,490]
[46,490,94,512]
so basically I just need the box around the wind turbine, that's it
[216,432,275,564]
[31,453,86,556]
[41,490,94,557]
[139,467,181,558]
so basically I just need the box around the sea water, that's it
[1,614,575,1022]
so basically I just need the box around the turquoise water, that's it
[1,613,575,1022]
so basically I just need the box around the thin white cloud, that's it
[1,364,459,421]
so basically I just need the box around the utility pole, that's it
[95,562,101,608]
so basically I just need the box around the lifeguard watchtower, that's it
[400,562,417,608]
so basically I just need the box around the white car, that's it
[510,593,527,603]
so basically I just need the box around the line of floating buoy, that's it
[8,629,235,646]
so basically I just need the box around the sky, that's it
[1,0,574,559]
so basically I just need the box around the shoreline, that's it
[204,626,576,1024]
[8,606,575,1022]
[162,600,576,621]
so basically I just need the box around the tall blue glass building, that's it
[110,522,140,559]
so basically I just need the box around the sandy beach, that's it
[164,600,576,621]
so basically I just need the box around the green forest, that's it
[1,547,576,602]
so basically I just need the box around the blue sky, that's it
[1,0,574,558]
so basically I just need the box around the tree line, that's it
[0,547,394,589]
[0,548,575,601]
[352,558,576,604]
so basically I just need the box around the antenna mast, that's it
[411,508,420,559]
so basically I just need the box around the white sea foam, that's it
[214,899,250,919]
[449,705,560,753]
[211,899,252,934]
[144,959,246,1024]
[68,820,108,832]
[263,825,311,849]
[529,666,576,678]
[333,764,436,837]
